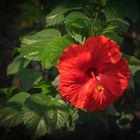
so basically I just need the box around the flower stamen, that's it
[95,85,104,94]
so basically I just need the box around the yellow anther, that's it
[95,85,104,94]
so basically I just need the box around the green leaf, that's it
[46,4,68,27]
[8,92,30,107]
[91,19,106,35]
[71,19,89,29]
[18,3,43,22]
[129,56,140,65]
[14,68,42,91]
[69,31,84,44]
[0,91,31,128]
[7,55,30,75]
[103,32,123,45]
[0,107,23,127]
[21,29,61,44]
[129,65,140,75]
[22,94,70,139]
[52,75,60,86]
[18,29,61,61]
[122,54,140,65]
[106,18,130,33]
[46,3,82,27]
[65,11,90,24]
[66,18,91,34]
[101,25,116,34]
[46,14,65,27]
[104,0,139,22]
[0,87,17,99]
[120,113,134,123]
[122,54,140,74]
[18,29,74,69]
[34,81,58,96]
[19,41,47,61]
[116,113,134,129]
[41,36,74,68]
[105,105,120,116]
[65,12,91,41]
[66,108,79,131]
[0,92,30,127]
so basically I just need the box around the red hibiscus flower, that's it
[58,35,131,112]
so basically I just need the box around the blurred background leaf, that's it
[13,68,42,91]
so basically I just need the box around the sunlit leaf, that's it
[18,29,74,69]
[18,29,61,61]
[41,36,74,68]
[21,29,61,44]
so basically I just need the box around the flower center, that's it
[95,85,104,94]
[87,67,98,77]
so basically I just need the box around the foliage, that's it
[0,0,140,139]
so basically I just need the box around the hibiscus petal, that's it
[98,58,131,96]
[85,80,117,112]
[58,44,96,108]
[85,36,121,72]
[59,74,96,108]
[58,44,91,75]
